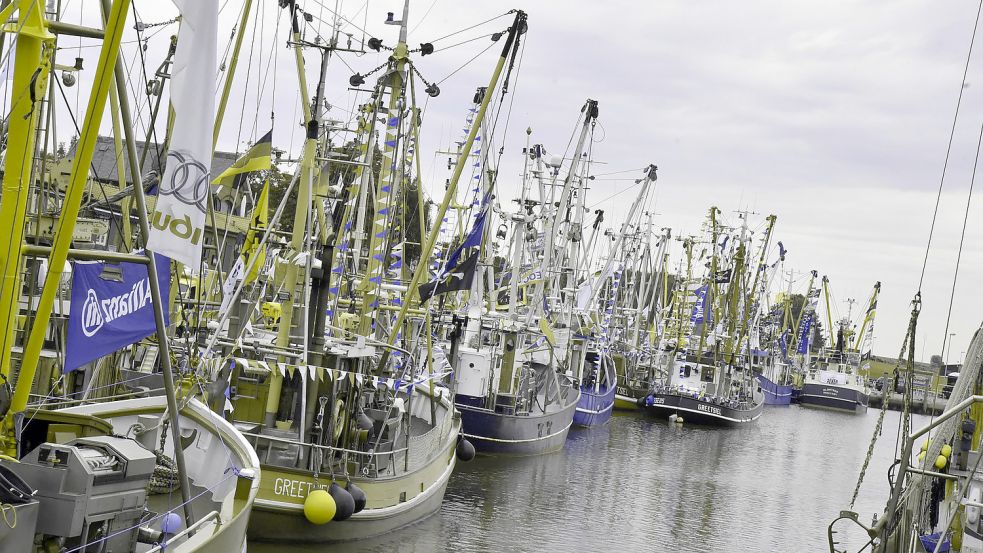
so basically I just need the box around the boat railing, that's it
[830,394,983,552]
[27,386,167,407]
[242,430,410,477]
[144,510,221,552]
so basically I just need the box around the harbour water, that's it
[251,406,924,552]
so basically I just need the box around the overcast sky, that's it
[40,0,983,363]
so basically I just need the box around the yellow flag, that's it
[242,180,269,284]
[212,130,272,188]
[539,316,556,347]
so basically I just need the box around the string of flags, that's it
[202,355,452,393]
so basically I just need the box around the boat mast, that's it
[525,99,598,326]
[852,281,881,351]
[696,206,719,361]
[821,275,833,349]
[789,269,817,358]
[730,214,776,364]
[356,0,413,341]
[0,0,54,383]
[264,1,331,427]
[379,10,528,367]
[507,128,533,319]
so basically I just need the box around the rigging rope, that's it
[916,0,983,293]
[936,117,982,363]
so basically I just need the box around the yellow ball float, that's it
[935,455,948,470]
[918,452,926,464]
[304,489,337,525]
[921,440,930,452]
[941,444,953,458]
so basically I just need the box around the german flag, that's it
[212,130,272,188]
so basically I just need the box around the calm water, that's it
[251,405,924,552]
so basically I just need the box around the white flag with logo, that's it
[218,256,245,316]
[146,0,218,268]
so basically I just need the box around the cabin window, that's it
[702,367,715,383]
[684,365,692,378]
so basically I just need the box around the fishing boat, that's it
[613,227,672,411]
[570,167,661,420]
[572,348,617,426]
[752,267,799,406]
[448,101,604,452]
[829,328,983,553]
[0,1,261,551]
[642,209,778,427]
[798,281,879,413]
[192,3,530,540]
[754,357,794,406]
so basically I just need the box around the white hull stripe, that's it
[652,402,761,423]
[575,402,615,416]
[799,394,864,406]
[462,420,573,444]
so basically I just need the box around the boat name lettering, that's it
[273,477,327,499]
[651,397,665,404]
[698,404,722,415]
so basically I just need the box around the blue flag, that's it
[778,329,789,358]
[65,255,171,372]
[796,311,813,355]
[690,285,711,324]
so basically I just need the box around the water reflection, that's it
[250,405,919,552]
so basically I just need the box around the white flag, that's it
[146,0,218,268]
[218,256,245,316]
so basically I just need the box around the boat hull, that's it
[613,385,649,411]
[642,392,763,427]
[55,397,261,553]
[457,392,580,455]
[573,384,615,427]
[248,418,460,543]
[756,374,793,406]
[798,382,868,413]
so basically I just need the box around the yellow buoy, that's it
[941,444,953,458]
[935,455,948,470]
[920,440,929,452]
[303,489,336,525]
[917,452,926,464]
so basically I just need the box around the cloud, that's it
[42,0,983,361]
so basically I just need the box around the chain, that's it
[848,294,921,508]
[408,62,434,89]
[135,19,176,31]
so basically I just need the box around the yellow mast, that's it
[264,1,322,427]
[356,0,411,338]
[852,281,881,351]
[0,0,132,448]
[730,214,776,362]
[696,207,719,359]
[790,269,817,354]
[822,275,833,348]
[0,0,54,381]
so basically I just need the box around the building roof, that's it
[74,136,240,185]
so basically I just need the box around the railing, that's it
[145,510,220,552]
[829,394,983,553]
[243,430,410,477]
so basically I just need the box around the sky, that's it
[34,0,983,363]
